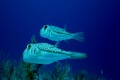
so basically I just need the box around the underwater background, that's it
[0,0,119,80]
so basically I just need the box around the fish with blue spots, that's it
[40,25,84,42]
[23,43,87,64]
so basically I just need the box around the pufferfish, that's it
[23,43,87,64]
[40,25,84,42]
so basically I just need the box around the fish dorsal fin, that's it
[64,24,66,31]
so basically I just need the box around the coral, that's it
[0,60,14,80]
[74,71,87,80]
[0,59,106,80]
[0,53,39,80]
[0,52,106,80]
[0,50,106,80]
[51,63,72,80]
[39,63,73,80]
[13,61,40,80]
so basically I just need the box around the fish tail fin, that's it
[72,32,84,42]
[70,52,87,59]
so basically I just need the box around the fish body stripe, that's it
[52,29,71,36]
[50,26,72,36]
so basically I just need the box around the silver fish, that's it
[23,43,87,64]
[40,25,84,42]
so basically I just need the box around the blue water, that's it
[0,0,119,79]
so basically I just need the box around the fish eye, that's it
[27,44,31,49]
[44,25,48,30]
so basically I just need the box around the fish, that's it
[40,25,84,42]
[23,43,87,64]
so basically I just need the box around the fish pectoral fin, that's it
[54,41,60,47]
[64,40,69,44]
